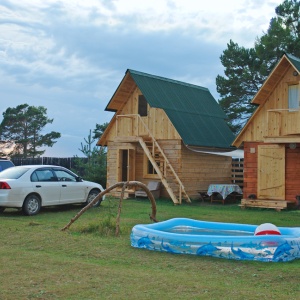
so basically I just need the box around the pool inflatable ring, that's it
[254,223,281,236]
[131,218,300,262]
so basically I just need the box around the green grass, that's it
[1,198,300,299]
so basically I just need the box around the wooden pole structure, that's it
[61,181,158,232]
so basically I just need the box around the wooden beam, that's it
[263,136,300,143]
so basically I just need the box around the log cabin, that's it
[233,53,300,210]
[97,69,235,204]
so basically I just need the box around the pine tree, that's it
[217,0,300,134]
[0,104,61,158]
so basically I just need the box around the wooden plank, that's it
[264,136,300,143]
[240,199,291,211]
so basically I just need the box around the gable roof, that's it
[251,53,300,105]
[104,69,235,149]
[233,53,300,147]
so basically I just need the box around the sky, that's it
[0,0,283,157]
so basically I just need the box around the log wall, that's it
[105,139,233,200]
[180,144,232,199]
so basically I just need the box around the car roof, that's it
[16,165,64,168]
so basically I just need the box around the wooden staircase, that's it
[115,114,191,204]
[138,137,191,204]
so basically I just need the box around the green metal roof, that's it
[127,69,235,149]
[286,53,300,71]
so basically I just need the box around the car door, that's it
[31,168,60,205]
[53,168,86,204]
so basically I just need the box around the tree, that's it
[0,104,61,158]
[216,41,261,133]
[217,0,300,135]
[92,122,108,140]
[72,127,107,186]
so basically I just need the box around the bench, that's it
[239,199,294,211]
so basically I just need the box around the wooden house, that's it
[98,69,235,204]
[233,53,300,210]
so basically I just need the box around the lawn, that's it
[1,198,300,299]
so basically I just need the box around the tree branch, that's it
[61,181,158,232]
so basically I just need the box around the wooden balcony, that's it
[267,109,300,139]
[116,114,148,138]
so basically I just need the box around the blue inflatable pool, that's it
[130,218,300,262]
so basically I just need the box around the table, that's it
[207,184,243,204]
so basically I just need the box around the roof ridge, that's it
[126,69,209,92]
[285,52,300,62]
[285,53,300,72]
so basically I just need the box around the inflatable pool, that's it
[130,218,300,262]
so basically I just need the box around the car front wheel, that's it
[23,194,41,216]
[85,189,101,207]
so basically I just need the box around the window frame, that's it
[288,83,300,111]
[143,153,161,179]
[138,95,148,117]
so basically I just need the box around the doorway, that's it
[118,149,135,182]
[257,144,285,200]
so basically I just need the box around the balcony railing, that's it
[116,114,148,138]
[267,109,300,136]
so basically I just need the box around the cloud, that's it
[0,0,283,156]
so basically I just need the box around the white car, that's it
[0,165,105,216]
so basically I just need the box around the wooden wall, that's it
[105,87,181,142]
[105,139,233,200]
[105,142,129,193]
[235,65,300,144]
[180,143,232,199]
[243,142,259,199]
[286,145,300,201]
[131,141,180,198]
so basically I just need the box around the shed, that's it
[98,69,235,203]
[233,53,300,210]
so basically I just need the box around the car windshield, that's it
[0,166,30,179]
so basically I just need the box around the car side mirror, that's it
[76,176,83,182]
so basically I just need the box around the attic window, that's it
[288,84,299,110]
[138,95,148,116]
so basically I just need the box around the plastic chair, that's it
[135,181,161,199]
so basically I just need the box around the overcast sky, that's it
[0,0,283,157]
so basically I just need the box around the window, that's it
[138,95,148,116]
[54,169,77,182]
[32,169,56,182]
[147,158,157,175]
[288,84,299,110]
[143,154,163,178]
